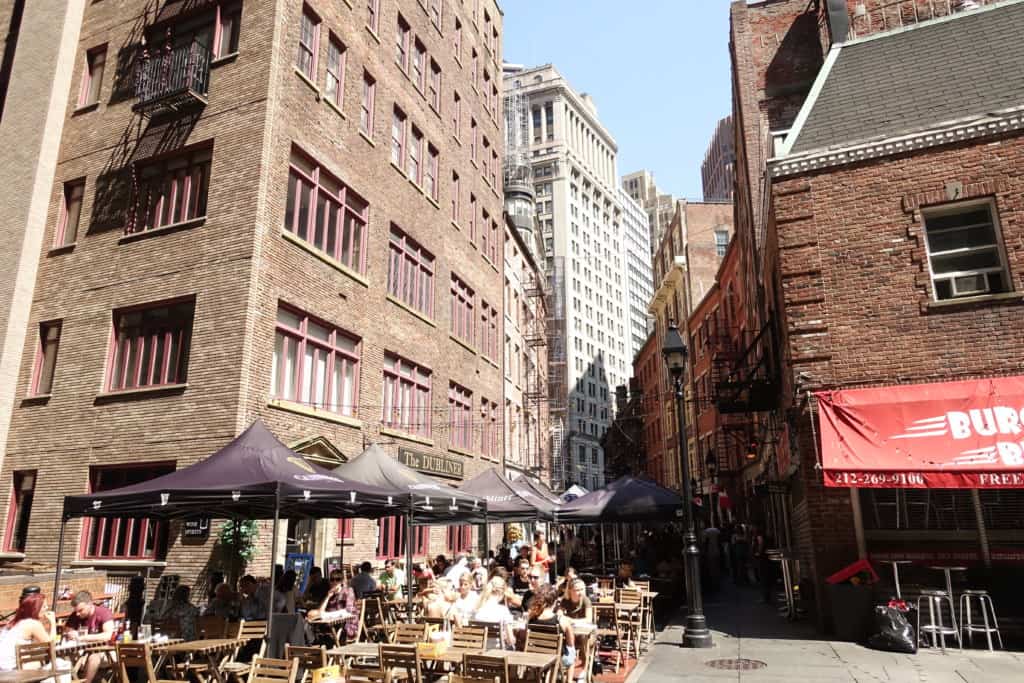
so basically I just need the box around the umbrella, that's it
[556,476,683,523]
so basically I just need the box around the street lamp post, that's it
[662,322,713,648]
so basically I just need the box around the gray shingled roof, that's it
[788,1,1024,155]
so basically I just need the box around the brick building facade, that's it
[721,0,1024,629]
[0,0,506,590]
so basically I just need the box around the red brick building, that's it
[725,0,1024,628]
[0,0,507,590]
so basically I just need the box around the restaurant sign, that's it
[398,448,464,479]
[182,518,210,541]
[817,375,1024,489]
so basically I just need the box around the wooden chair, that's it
[341,664,389,683]
[461,653,509,683]
[222,619,269,682]
[359,599,389,643]
[284,646,326,683]
[631,581,650,592]
[451,625,487,650]
[415,615,448,632]
[593,603,626,673]
[524,625,564,683]
[378,644,422,683]
[152,618,182,639]
[199,614,229,638]
[467,620,503,651]
[247,656,298,683]
[596,578,613,591]
[615,589,643,658]
[16,642,59,676]
[115,642,178,683]
[390,622,428,645]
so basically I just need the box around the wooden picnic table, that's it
[0,670,73,683]
[308,611,354,648]
[152,638,238,683]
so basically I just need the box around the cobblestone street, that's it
[629,586,1024,682]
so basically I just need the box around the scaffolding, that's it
[503,87,532,193]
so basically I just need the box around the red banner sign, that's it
[816,376,1024,488]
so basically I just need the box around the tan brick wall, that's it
[0,0,505,588]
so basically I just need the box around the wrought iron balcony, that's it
[134,38,210,115]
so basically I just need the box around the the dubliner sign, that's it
[816,375,1024,488]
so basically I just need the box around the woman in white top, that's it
[471,577,514,648]
[450,574,479,626]
[0,592,56,671]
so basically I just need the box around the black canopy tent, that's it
[556,476,684,571]
[331,444,486,615]
[59,420,408,633]
[515,475,563,508]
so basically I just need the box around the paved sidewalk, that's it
[628,585,1024,682]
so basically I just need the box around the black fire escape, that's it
[133,32,210,116]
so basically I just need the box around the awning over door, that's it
[817,376,1024,488]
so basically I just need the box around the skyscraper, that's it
[619,187,653,362]
[701,115,735,201]
[621,169,676,255]
[504,64,629,490]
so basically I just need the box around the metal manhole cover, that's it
[705,658,767,671]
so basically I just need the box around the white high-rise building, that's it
[504,64,629,491]
[619,188,653,362]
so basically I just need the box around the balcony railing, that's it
[848,0,992,40]
[134,38,210,114]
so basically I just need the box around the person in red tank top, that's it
[530,530,551,577]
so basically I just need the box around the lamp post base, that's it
[682,614,714,648]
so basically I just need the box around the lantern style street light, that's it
[662,322,713,648]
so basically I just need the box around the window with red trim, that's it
[395,15,410,71]
[480,209,490,259]
[78,45,106,108]
[377,516,428,559]
[391,107,407,167]
[129,147,211,235]
[429,60,441,111]
[452,91,461,138]
[387,225,434,317]
[55,180,84,248]
[451,171,460,223]
[450,274,474,343]
[446,525,472,554]
[425,145,438,201]
[360,71,375,137]
[412,39,426,92]
[325,34,346,107]
[272,305,360,415]
[337,518,353,540]
[82,463,174,560]
[213,3,242,59]
[296,5,320,80]
[448,382,473,450]
[367,0,380,33]
[5,471,36,553]
[382,352,432,437]
[30,321,61,397]
[468,194,477,243]
[106,299,194,392]
[284,146,368,274]
[407,126,423,184]
[479,301,497,360]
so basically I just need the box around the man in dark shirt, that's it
[64,591,115,683]
[508,559,538,616]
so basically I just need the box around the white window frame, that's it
[921,198,1011,302]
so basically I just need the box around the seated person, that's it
[422,579,456,620]
[273,571,298,614]
[350,562,378,599]
[559,579,593,622]
[526,584,576,668]
[614,561,636,589]
[164,585,200,641]
[204,582,238,619]
[378,559,404,600]
[238,575,269,620]
[302,568,329,608]
[64,591,115,683]
[449,574,480,626]
[309,570,358,643]
[0,590,57,672]
[507,559,532,613]
[470,556,488,591]
[556,567,578,596]
[472,577,514,649]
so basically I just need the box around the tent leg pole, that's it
[406,507,414,623]
[267,487,281,641]
[52,518,67,607]
[484,513,491,564]
[601,525,606,573]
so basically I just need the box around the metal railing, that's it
[134,38,211,112]
[849,0,992,39]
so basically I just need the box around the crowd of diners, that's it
[1,528,655,683]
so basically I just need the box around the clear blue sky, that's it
[502,0,733,201]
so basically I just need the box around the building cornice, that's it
[647,260,686,314]
[770,106,1024,178]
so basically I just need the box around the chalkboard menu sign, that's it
[182,518,211,541]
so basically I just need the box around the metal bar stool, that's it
[959,590,1003,651]
[916,589,961,650]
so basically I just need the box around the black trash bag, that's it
[867,605,917,653]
